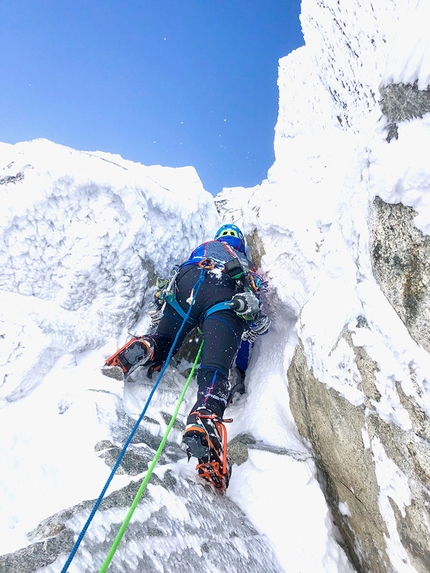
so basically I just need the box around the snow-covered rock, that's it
[2,0,430,572]
[0,139,218,403]
[217,1,430,572]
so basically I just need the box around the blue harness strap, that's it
[164,294,231,325]
[203,300,232,320]
[164,293,198,326]
[163,259,234,326]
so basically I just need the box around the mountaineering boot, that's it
[182,407,232,493]
[227,366,246,404]
[101,336,155,381]
[182,407,223,460]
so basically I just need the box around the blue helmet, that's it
[214,224,246,253]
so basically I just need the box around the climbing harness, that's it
[158,257,231,326]
[157,255,263,329]
[61,266,209,573]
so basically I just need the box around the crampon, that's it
[182,409,232,494]
[101,336,154,381]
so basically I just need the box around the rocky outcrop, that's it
[0,469,282,573]
[0,375,284,573]
[370,196,430,354]
[288,331,430,573]
[380,82,430,142]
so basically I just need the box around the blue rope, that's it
[61,268,207,572]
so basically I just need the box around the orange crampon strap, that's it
[191,412,232,493]
[104,337,154,372]
[190,411,233,426]
[196,460,230,494]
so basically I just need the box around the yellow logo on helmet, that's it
[219,229,239,238]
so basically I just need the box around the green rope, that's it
[98,339,204,573]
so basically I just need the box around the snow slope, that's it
[0,140,353,572]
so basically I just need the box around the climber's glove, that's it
[242,315,271,342]
[229,291,261,321]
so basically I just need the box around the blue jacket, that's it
[185,239,251,272]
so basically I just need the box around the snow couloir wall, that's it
[0,144,285,572]
[0,140,219,402]
[217,0,430,571]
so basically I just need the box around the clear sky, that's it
[0,1,304,196]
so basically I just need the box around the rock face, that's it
[0,471,281,573]
[288,342,388,573]
[370,197,430,353]
[283,98,430,571]
[273,2,430,572]
[288,337,430,573]
[283,98,430,573]
[215,2,430,572]
[0,372,283,573]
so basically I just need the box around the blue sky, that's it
[0,1,303,195]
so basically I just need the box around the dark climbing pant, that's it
[151,265,246,418]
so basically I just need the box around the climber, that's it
[101,223,270,489]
